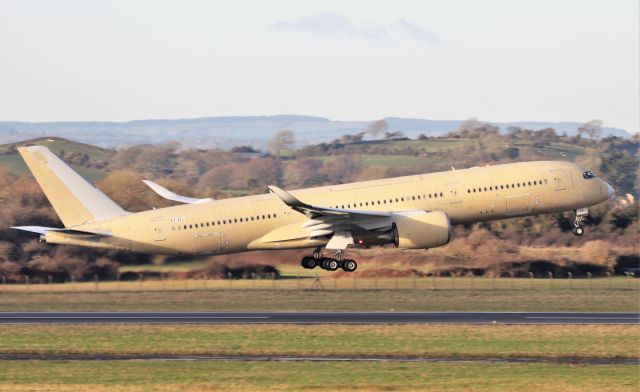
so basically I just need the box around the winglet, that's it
[143,180,213,204]
[267,186,306,207]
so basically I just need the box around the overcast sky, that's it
[1,0,638,131]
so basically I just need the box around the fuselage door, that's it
[447,182,462,204]
[151,217,166,241]
[194,232,220,254]
[550,168,567,191]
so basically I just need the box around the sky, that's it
[0,0,638,132]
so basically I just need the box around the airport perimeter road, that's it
[0,312,638,324]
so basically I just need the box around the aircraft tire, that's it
[323,258,339,271]
[343,259,357,272]
[321,257,333,270]
[573,227,584,236]
[301,256,317,269]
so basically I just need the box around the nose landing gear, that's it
[572,208,589,236]
[299,248,358,272]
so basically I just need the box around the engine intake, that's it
[392,211,451,249]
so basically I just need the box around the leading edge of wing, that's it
[267,185,391,219]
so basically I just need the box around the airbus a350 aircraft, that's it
[12,146,614,272]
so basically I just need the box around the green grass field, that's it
[0,324,637,391]
[1,282,638,311]
[0,361,636,392]
[0,324,637,358]
[0,137,111,181]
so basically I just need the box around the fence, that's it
[0,273,638,293]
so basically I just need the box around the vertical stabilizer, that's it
[18,146,128,227]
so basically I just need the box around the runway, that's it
[0,353,636,365]
[0,312,637,324]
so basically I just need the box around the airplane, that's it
[11,145,615,272]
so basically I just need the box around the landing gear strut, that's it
[572,208,588,236]
[299,248,358,272]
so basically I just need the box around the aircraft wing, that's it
[268,185,423,249]
[268,185,391,219]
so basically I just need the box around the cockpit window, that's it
[583,171,595,179]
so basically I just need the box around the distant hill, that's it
[0,115,631,149]
[0,137,113,182]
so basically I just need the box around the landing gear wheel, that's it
[342,259,357,272]
[322,257,339,271]
[327,259,339,271]
[301,256,317,269]
[572,208,588,237]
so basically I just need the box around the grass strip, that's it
[0,361,637,391]
[1,288,638,312]
[0,324,637,359]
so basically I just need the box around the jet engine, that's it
[392,211,451,249]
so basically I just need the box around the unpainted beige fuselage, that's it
[45,160,611,255]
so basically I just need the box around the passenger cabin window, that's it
[583,171,595,179]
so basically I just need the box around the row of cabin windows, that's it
[170,179,548,232]
[329,192,445,209]
[173,189,448,231]
[467,179,548,194]
[173,213,278,231]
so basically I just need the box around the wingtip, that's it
[268,185,304,207]
[267,185,280,194]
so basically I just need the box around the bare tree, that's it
[340,132,366,144]
[456,117,481,133]
[267,130,295,155]
[366,119,388,140]
[384,131,406,140]
[578,120,603,139]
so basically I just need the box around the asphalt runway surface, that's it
[0,353,636,365]
[0,312,638,324]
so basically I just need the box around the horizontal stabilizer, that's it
[143,180,213,204]
[11,226,111,236]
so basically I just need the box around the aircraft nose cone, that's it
[607,183,615,198]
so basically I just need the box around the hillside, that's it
[0,133,634,194]
[0,135,599,186]
[0,115,631,149]
[0,137,113,182]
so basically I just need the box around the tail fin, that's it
[18,146,128,227]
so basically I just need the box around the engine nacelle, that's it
[392,211,451,249]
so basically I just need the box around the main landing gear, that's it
[572,208,588,236]
[300,248,357,272]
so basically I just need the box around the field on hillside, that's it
[0,137,112,181]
